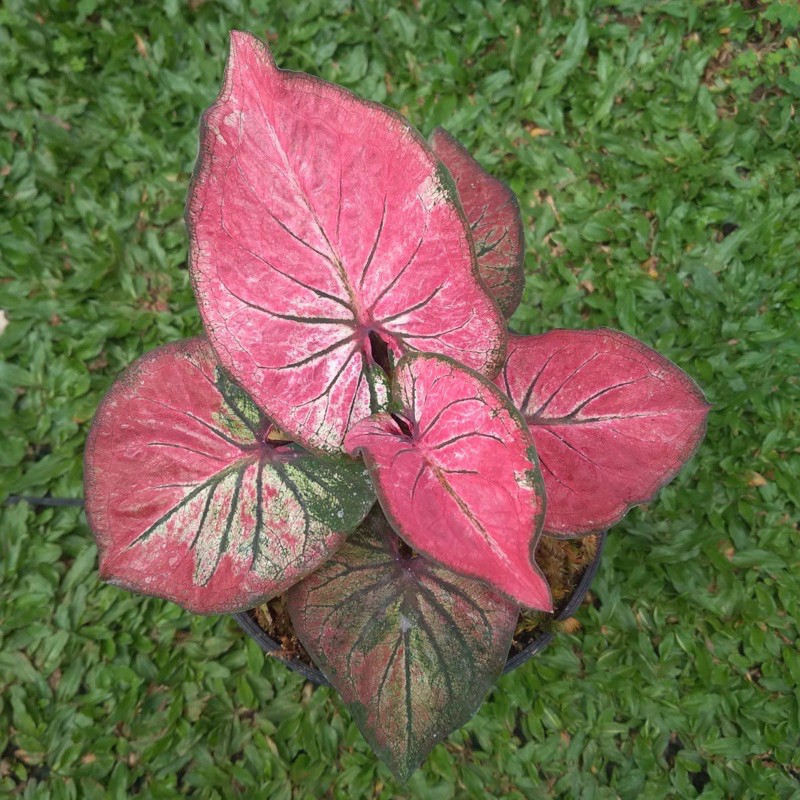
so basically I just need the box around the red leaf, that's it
[497,329,710,535]
[84,338,374,614]
[187,32,506,454]
[287,507,519,781]
[344,353,551,610]
[430,127,525,318]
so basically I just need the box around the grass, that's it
[1,0,799,797]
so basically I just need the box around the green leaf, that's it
[287,507,519,781]
[545,17,588,88]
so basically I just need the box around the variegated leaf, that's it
[430,127,525,318]
[186,32,506,455]
[345,352,551,610]
[287,507,519,781]
[84,338,374,613]
[497,328,710,535]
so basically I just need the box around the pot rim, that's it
[233,531,607,686]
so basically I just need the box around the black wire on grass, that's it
[5,495,85,507]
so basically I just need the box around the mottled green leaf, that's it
[287,507,519,781]
[85,338,375,613]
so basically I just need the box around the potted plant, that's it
[83,31,709,781]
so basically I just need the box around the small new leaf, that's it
[345,352,551,610]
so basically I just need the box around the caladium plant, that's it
[84,31,709,781]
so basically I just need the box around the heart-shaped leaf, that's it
[497,329,710,535]
[187,32,506,455]
[430,127,525,318]
[287,507,519,782]
[84,338,374,614]
[344,352,551,610]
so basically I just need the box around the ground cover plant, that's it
[1,1,799,797]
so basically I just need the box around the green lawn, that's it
[2,1,799,797]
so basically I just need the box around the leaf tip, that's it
[429,124,460,154]
[386,758,417,784]
[522,579,553,614]
[428,124,450,147]
[96,552,112,583]
[227,28,260,53]
[226,29,277,76]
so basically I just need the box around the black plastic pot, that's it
[233,531,607,686]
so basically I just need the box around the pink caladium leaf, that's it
[286,507,519,782]
[497,328,710,536]
[186,32,506,455]
[430,127,525,318]
[344,352,551,610]
[83,338,374,614]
